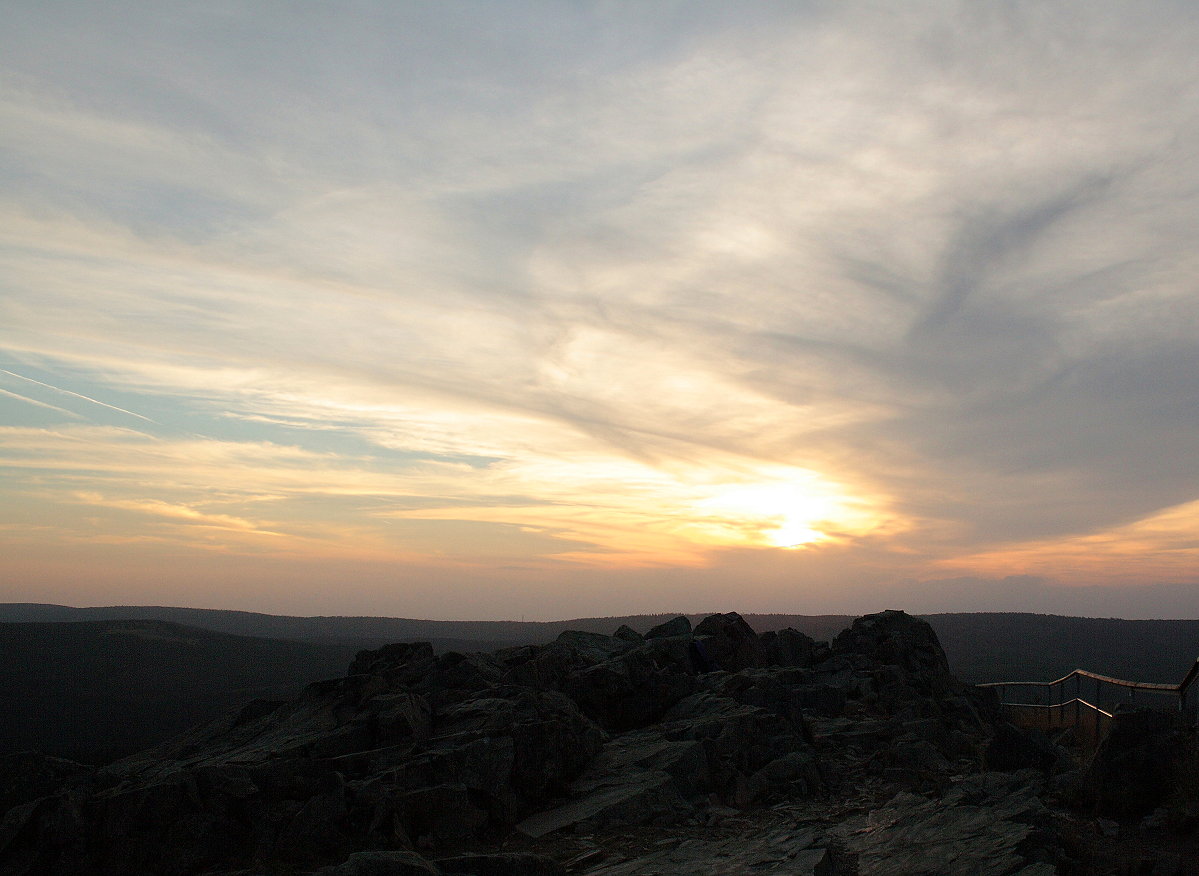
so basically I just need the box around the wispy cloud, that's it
[1,370,156,423]
[2,1,1199,616]
[0,387,80,418]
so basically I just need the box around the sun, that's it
[766,517,825,549]
[695,477,842,549]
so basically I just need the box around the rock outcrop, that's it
[0,609,1149,875]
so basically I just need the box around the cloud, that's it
[2,2,1199,615]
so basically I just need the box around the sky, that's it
[2,1,1199,620]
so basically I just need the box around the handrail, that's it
[980,658,1199,734]
[978,667,1181,693]
[1000,697,1113,719]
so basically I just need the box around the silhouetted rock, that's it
[985,722,1062,773]
[0,751,91,814]
[0,608,1132,875]
[693,611,762,671]
[350,641,436,676]
[832,610,954,690]
[833,772,1061,875]
[1077,708,1198,817]
[437,852,564,875]
[643,615,691,639]
[758,626,818,667]
[315,850,440,875]
[611,625,642,644]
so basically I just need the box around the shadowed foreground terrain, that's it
[2,610,1197,875]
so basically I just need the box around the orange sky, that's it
[2,2,1199,619]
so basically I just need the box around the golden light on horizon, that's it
[694,474,850,549]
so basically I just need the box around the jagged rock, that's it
[1,609,1077,875]
[515,771,690,838]
[553,630,634,663]
[985,722,1061,773]
[693,612,762,671]
[315,849,442,875]
[834,775,1060,875]
[1076,708,1198,817]
[658,691,815,806]
[708,667,821,731]
[832,610,956,695]
[0,751,92,814]
[758,627,818,667]
[562,647,699,732]
[578,829,835,875]
[437,852,565,875]
[350,642,436,677]
[611,625,642,644]
[644,616,691,639]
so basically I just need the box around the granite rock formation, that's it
[1,610,1192,875]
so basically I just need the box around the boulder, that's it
[832,611,954,690]
[349,642,436,677]
[315,850,442,875]
[984,722,1061,774]
[758,627,818,667]
[563,827,835,875]
[553,630,634,663]
[437,852,565,875]
[562,649,698,732]
[834,778,1060,876]
[1076,708,1198,817]
[644,616,692,639]
[514,771,690,838]
[612,624,643,644]
[693,612,763,671]
[0,751,92,813]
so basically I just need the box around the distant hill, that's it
[0,619,361,763]
[0,604,861,654]
[924,612,1199,684]
[3,605,1197,764]
[3,605,1197,685]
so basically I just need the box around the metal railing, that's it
[979,658,1199,748]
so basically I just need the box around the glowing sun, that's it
[696,477,843,549]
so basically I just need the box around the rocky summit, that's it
[1,610,1196,875]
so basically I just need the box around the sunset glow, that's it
[3,2,1199,619]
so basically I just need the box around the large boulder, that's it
[833,611,949,675]
[984,722,1062,774]
[1075,708,1199,817]
[833,773,1062,875]
[758,627,819,667]
[644,616,692,639]
[315,850,441,875]
[693,612,763,671]
[0,751,92,814]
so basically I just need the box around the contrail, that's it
[0,387,83,418]
[0,369,158,423]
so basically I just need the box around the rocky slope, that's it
[0,610,1194,875]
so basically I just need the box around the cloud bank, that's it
[2,1,1198,617]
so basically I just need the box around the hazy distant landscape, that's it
[3,604,1196,765]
